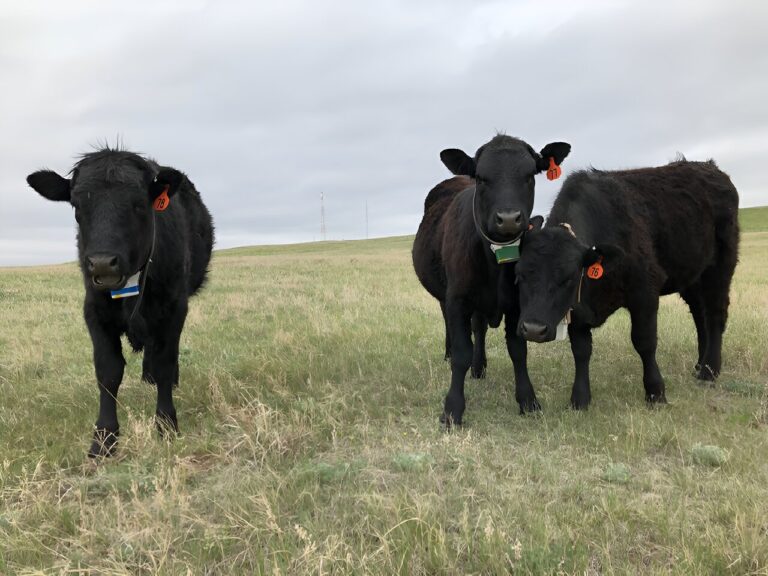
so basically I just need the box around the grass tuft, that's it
[602,462,631,484]
[691,443,729,467]
[391,452,434,472]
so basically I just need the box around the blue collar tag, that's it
[110,271,141,299]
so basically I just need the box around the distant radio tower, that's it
[320,191,327,241]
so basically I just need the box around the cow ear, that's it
[528,215,544,231]
[582,243,624,268]
[536,142,571,172]
[440,149,476,177]
[149,168,185,201]
[27,170,71,202]
[521,216,544,252]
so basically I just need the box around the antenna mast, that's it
[320,191,327,241]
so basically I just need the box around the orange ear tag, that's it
[587,258,604,280]
[546,157,562,181]
[153,185,170,211]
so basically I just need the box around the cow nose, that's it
[495,210,523,236]
[520,321,550,343]
[86,254,120,276]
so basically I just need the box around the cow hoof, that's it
[442,395,465,428]
[155,412,179,437]
[470,365,486,379]
[439,411,463,428]
[570,398,590,411]
[88,428,119,458]
[518,398,542,415]
[696,364,717,382]
[645,393,667,405]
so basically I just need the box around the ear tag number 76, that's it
[587,259,603,279]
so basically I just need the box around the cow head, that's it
[516,223,623,342]
[27,149,185,291]
[440,135,570,243]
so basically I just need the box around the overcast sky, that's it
[1,0,766,265]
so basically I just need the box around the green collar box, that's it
[491,241,520,264]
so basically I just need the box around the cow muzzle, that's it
[519,320,553,343]
[86,254,126,290]
[492,210,525,240]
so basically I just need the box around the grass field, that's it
[740,206,768,233]
[1,209,767,574]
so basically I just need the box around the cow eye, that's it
[133,202,147,214]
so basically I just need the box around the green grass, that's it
[739,205,768,232]
[0,226,767,574]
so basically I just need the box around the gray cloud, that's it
[2,0,766,265]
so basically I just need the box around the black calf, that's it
[27,147,214,456]
[516,159,739,408]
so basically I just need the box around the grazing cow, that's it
[516,159,739,409]
[27,148,214,457]
[412,135,571,424]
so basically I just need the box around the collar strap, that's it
[557,222,585,312]
[557,222,600,317]
[128,212,157,320]
[109,212,156,324]
[559,222,576,237]
[557,222,584,303]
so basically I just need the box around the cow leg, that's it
[504,310,540,414]
[86,320,125,458]
[441,298,472,426]
[146,301,188,436]
[568,322,593,410]
[143,337,179,387]
[440,300,451,361]
[680,284,708,372]
[141,338,155,384]
[629,301,667,404]
[471,312,488,379]
[697,244,736,381]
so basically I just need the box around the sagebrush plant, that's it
[0,212,767,574]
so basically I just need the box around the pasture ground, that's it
[1,208,767,574]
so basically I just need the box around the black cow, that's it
[27,148,214,457]
[412,135,571,424]
[516,159,739,409]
